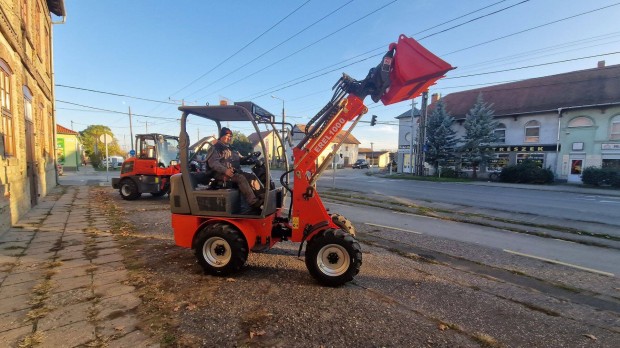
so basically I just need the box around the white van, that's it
[101,156,124,169]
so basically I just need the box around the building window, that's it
[494,123,506,143]
[568,116,594,128]
[524,120,540,143]
[517,153,544,167]
[1,61,14,156]
[603,159,620,170]
[611,115,620,140]
[23,86,33,121]
[487,153,509,172]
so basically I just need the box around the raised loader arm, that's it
[289,34,454,243]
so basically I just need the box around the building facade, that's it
[0,0,65,232]
[397,63,620,182]
[56,123,81,171]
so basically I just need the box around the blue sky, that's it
[53,0,620,151]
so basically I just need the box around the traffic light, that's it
[370,115,377,126]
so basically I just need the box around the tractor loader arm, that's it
[290,34,454,242]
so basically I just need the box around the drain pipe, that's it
[51,13,67,185]
[555,108,563,179]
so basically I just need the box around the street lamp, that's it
[271,95,286,167]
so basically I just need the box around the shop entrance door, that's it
[568,155,585,183]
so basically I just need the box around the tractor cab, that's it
[136,133,180,168]
[112,133,181,200]
[170,102,287,218]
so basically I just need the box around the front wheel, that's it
[119,179,141,200]
[194,223,248,276]
[305,229,362,287]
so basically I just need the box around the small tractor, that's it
[112,133,181,200]
[170,35,453,286]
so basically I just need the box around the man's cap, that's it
[220,127,233,138]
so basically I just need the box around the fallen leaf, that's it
[438,324,448,331]
[582,334,597,340]
[173,306,180,312]
[226,278,236,282]
[186,304,197,311]
[250,330,266,339]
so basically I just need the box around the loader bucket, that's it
[381,34,454,106]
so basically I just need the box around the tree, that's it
[231,131,253,156]
[425,99,457,172]
[460,94,499,178]
[80,125,123,166]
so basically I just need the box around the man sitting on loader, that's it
[208,127,263,213]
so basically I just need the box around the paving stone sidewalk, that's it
[0,185,155,347]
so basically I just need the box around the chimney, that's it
[598,60,605,68]
[431,93,441,104]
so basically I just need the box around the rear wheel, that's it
[119,179,141,200]
[305,229,362,286]
[194,223,248,276]
[331,214,356,236]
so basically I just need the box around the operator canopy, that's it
[179,102,275,123]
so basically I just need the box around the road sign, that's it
[129,149,136,156]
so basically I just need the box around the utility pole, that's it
[416,91,429,176]
[370,142,374,172]
[71,121,79,171]
[271,95,285,167]
[128,106,134,154]
[409,99,416,175]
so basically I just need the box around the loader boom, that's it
[289,35,454,242]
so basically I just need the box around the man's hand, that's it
[225,168,235,178]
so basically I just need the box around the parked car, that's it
[101,156,124,169]
[352,159,369,169]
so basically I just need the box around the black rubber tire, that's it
[305,228,362,287]
[119,179,141,200]
[331,214,356,236]
[194,223,248,276]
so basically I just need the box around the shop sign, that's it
[601,143,620,150]
[491,144,558,152]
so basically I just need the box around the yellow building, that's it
[0,0,66,232]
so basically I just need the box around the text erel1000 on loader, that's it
[169,35,454,286]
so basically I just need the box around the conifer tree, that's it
[425,99,457,172]
[460,93,498,178]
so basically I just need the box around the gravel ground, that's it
[95,186,620,347]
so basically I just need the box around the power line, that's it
[184,0,355,99]
[444,51,620,79]
[56,100,179,121]
[243,0,535,100]
[443,2,620,56]
[419,0,530,40]
[197,0,399,100]
[56,84,178,105]
[170,0,311,97]
[247,3,620,101]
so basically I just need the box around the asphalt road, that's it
[316,169,620,232]
[323,200,620,276]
